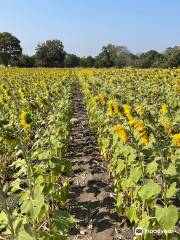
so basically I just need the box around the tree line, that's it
[0,32,180,68]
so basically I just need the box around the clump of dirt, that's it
[67,88,133,240]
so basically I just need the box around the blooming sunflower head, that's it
[171,133,180,147]
[162,104,168,114]
[98,94,106,106]
[158,117,172,133]
[113,101,121,118]
[123,104,133,120]
[114,124,128,143]
[129,118,149,145]
[107,100,114,117]
[19,111,32,129]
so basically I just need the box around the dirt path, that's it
[67,87,127,240]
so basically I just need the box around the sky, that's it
[0,0,180,57]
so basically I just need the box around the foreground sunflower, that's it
[19,111,32,129]
[115,124,128,143]
[172,133,180,147]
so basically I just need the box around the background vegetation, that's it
[0,32,180,68]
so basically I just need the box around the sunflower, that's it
[159,118,172,133]
[92,96,99,105]
[129,118,148,145]
[98,94,106,106]
[171,133,180,147]
[115,124,128,143]
[123,104,133,120]
[162,104,168,114]
[19,111,32,129]
[92,94,105,106]
[113,101,121,118]
[107,100,113,117]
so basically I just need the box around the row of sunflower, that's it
[77,68,180,240]
[0,68,75,239]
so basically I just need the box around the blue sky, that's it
[0,0,179,56]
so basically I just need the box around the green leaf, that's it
[51,210,75,232]
[115,160,125,175]
[166,182,177,198]
[147,199,157,208]
[138,181,161,201]
[37,203,49,221]
[138,212,150,231]
[133,185,141,198]
[125,205,139,224]
[21,199,33,215]
[116,192,123,215]
[155,205,178,230]
[146,160,158,175]
[0,211,8,224]
[127,151,137,164]
[163,165,177,176]
[19,189,30,202]
[37,151,50,160]
[129,166,142,184]
[121,178,131,191]
[10,178,21,194]
[17,224,36,240]
[21,180,45,220]
[101,137,110,148]
[33,164,46,175]
[31,180,45,220]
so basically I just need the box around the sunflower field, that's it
[0,68,76,239]
[78,68,180,239]
[0,68,179,240]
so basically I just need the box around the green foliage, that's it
[79,68,179,239]
[138,181,161,201]
[155,205,178,231]
[80,56,95,67]
[64,54,80,67]
[35,40,65,67]
[163,46,180,68]
[95,44,133,68]
[17,54,36,67]
[0,70,76,239]
[1,32,179,68]
[136,50,163,68]
[0,32,22,66]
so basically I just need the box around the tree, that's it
[95,44,114,67]
[95,44,133,68]
[137,50,163,68]
[80,56,95,67]
[0,32,22,66]
[35,40,65,67]
[17,54,36,67]
[64,54,80,67]
[162,46,180,68]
